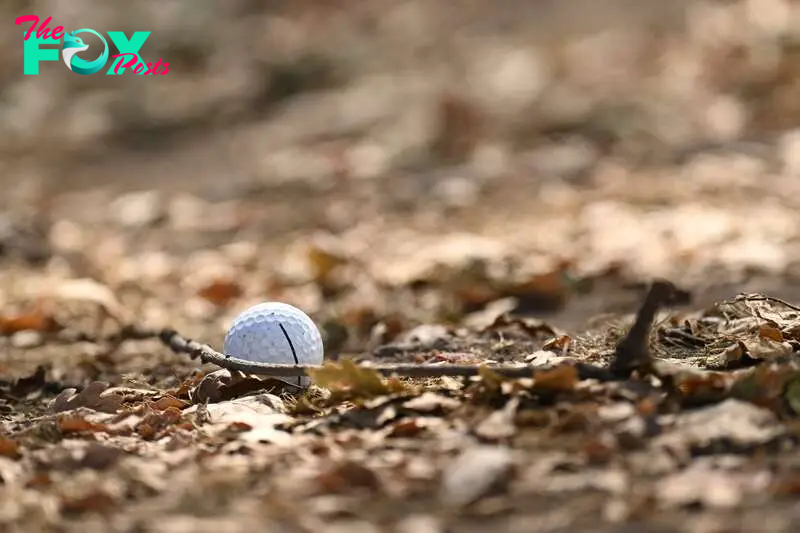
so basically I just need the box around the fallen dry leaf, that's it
[543,334,571,353]
[532,365,579,392]
[402,392,461,413]
[36,277,131,325]
[189,369,292,404]
[475,398,519,441]
[61,490,117,515]
[0,438,21,459]
[655,399,787,454]
[152,395,190,411]
[655,462,771,509]
[0,310,60,335]
[440,445,514,508]
[51,382,124,414]
[58,416,109,434]
[309,359,411,399]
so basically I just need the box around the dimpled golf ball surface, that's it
[224,302,324,388]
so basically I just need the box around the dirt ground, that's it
[4,1,800,532]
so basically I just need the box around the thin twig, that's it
[154,328,617,381]
[735,294,800,313]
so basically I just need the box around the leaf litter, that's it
[7,7,800,530]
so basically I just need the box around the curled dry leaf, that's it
[742,335,793,362]
[542,334,571,354]
[50,382,124,414]
[482,314,558,339]
[189,369,290,404]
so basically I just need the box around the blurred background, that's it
[3,0,800,361]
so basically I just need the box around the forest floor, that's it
[3,135,800,533]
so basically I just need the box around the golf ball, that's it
[223,302,324,388]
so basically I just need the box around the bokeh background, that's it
[3,0,800,351]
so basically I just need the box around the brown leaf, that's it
[152,395,190,411]
[759,325,784,342]
[0,310,60,335]
[543,335,571,353]
[583,436,615,465]
[316,460,383,494]
[676,372,732,402]
[197,278,243,307]
[189,369,292,404]
[135,407,185,441]
[171,371,206,399]
[482,314,558,339]
[532,365,578,392]
[61,490,117,516]
[77,443,125,470]
[0,438,21,459]
[387,419,425,438]
[51,382,123,414]
[59,416,109,434]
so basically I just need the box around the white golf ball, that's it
[223,302,324,388]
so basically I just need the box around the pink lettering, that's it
[35,16,54,39]
[143,58,170,75]
[17,15,38,41]
[16,16,61,41]
[110,53,138,74]
[109,54,172,75]
[52,26,64,39]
